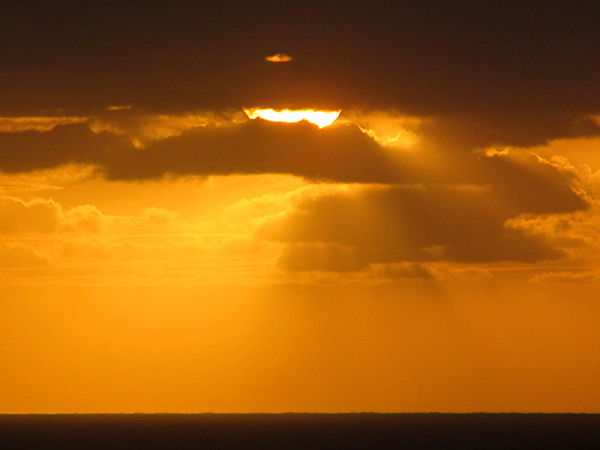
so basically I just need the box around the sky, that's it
[1,1,600,413]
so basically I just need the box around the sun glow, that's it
[243,108,341,128]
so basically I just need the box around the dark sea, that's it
[1,413,599,449]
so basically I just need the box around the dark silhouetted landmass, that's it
[1,413,599,449]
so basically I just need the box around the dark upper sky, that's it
[2,1,600,116]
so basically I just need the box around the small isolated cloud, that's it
[265,53,292,62]
[0,240,48,268]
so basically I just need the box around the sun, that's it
[243,108,341,128]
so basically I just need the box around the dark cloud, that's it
[3,115,593,192]
[0,123,128,173]
[0,119,403,182]
[474,151,589,215]
[1,2,599,140]
[261,182,587,270]
[103,119,404,182]
[417,113,600,152]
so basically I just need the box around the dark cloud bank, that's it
[0,120,395,181]
[0,118,589,192]
[1,1,600,119]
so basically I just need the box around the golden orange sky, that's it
[1,1,600,413]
